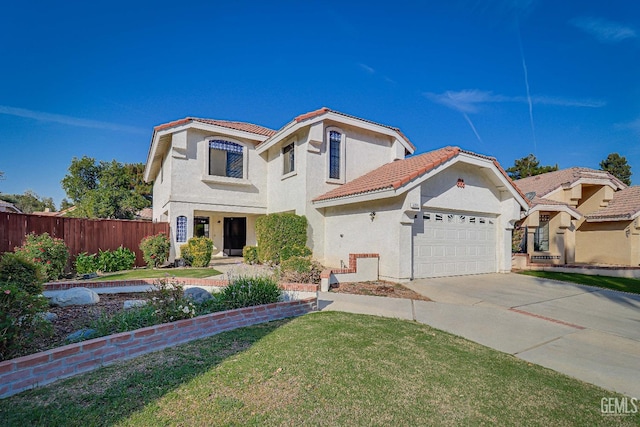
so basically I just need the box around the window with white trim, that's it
[176,216,187,243]
[209,140,244,178]
[282,142,295,175]
[326,127,345,182]
[534,214,550,251]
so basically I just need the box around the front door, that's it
[223,217,246,256]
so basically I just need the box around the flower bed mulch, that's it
[330,281,432,301]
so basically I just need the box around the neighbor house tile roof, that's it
[294,107,416,151]
[313,147,460,202]
[0,200,21,213]
[584,186,640,221]
[515,167,625,198]
[153,117,277,137]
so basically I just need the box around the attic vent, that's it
[525,191,536,201]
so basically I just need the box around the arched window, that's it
[329,131,341,179]
[209,140,244,178]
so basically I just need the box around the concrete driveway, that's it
[405,274,640,398]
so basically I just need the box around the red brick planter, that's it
[0,294,317,399]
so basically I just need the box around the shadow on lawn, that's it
[0,318,292,427]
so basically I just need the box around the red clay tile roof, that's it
[515,167,625,197]
[584,186,640,221]
[313,147,460,202]
[294,107,416,151]
[153,117,276,137]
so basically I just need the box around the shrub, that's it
[140,233,170,268]
[0,252,45,295]
[242,246,258,264]
[75,252,98,274]
[147,277,196,323]
[0,283,52,361]
[89,305,157,338]
[179,244,193,266]
[280,256,323,284]
[255,213,307,264]
[280,244,312,262]
[97,246,136,272]
[14,232,69,281]
[179,237,213,268]
[217,275,281,310]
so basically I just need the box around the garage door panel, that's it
[413,211,496,278]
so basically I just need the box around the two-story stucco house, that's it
[143,107,528,281]
[515,167,640,267]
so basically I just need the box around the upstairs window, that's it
[209,140,244,178]
[283,142,295,175]
[329,130,341,179]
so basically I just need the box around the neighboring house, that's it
[515,167,640,266]
[0,200,22,213]
[144,107,528,281]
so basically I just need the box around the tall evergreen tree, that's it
[599,153,632,186]
[506,154,558,180]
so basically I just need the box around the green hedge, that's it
[255,213,308,264]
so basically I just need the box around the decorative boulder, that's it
[39,312,58,322]
[124,299,148,309]
[184,287,212,304]
[66,328,97,342]
[50,287,100,307]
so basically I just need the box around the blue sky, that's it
[1,0,638,206]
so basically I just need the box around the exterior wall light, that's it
[370,211,376,221]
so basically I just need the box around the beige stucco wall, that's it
[152,128,268,260]
[576,220,635,265]
[322,197,406,281]
[265,120,404,261]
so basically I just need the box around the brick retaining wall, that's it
[44,278,319,293]
[0,297,317,399]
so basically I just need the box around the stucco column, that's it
[555,230,566,265]
[526,227,537,255]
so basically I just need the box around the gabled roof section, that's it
[584,186,640,222]
[153,117,276,137]
[312,146,529,208]
[256,107,415,154]
[515,167,626,198]
[144,117,276,182]
[313,146,459,203]
[527,196,582,220]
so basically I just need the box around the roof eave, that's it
[312,187,398,208]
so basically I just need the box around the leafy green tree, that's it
[61,157,151,219]
[506,154,558,180]
[0,190,56,213]
[600,153,632,186]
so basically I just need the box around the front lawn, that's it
[1,312,635,426]
[519,270,640,295]
[93,267,221,281]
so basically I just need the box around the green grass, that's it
[1,312,636,426]
[519,270,640,295]
[92,267,221,281]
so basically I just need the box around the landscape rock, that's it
[184,287,212,304]
[39,312,58,322]
[50,287,100,307]
[124,299,148,309]
[66,328,97,342]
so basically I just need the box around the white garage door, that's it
[412,211,496,278]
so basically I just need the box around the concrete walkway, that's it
[319,273,640,398]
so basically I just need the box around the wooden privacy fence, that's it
[0,212,170,268]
